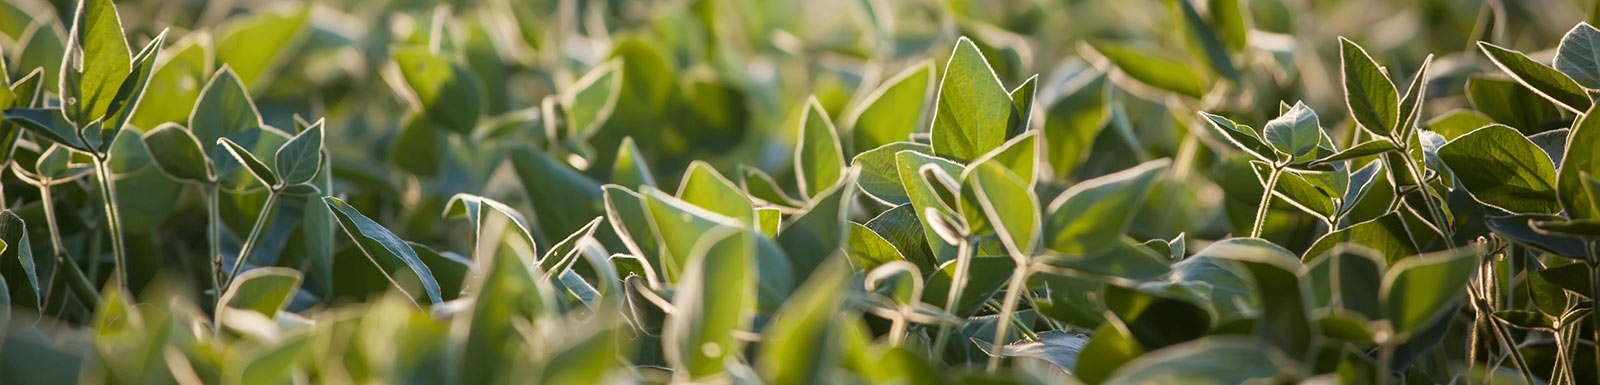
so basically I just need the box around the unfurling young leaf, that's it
[1262,101,1321,161]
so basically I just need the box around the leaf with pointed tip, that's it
[508,146,607,243]
[1310,139,1399,166]
[143,123,210,182]
[60,0,131,125]
[1394,55,1433,139]
[1199,112,1277,164]
[795,99,845,199]
[932,37,1017,162]
[896,150,966,262]
[778,168,858,283]
[444,193,538,262]
[603,186,662,275]
[966,161,1039,256]
[1340,38,1400,137]
[665,228,755,379]
[611,137,654,188]
[678,161,755,224]
[460,238,556,384]
[393,46,483,136]
[847,62,932,152]
[1438,124,1561,214]
[974,130,1038,187]
[843,222,903,272]
[218,267,301,319]
[740,166,800,207]
[1263,101,1321,160]
[96,29,162,151]
[1560,105,1600,219]
[853,141,931,205]
[1557,22,1600,89]
[273,119,322,185]
[324,196,443,304]
[1045,159,1169,256]
[218,137,278,188]
[642,187,744,282]
[130,33,209,131]
[215,6,309,90]
[1382,245,1483,337]
[1171,0,1239,83]
[1480,41,1592,113]
[1008,74,1038,137]
[563,61,622,139]
[3,107,89,151]
[1086,41,1206,99]
[1304,212,1419,266]
[0,211,38,309]
[189,68,262,159]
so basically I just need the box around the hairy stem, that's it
[206,185,224,311]
[226,191,279,286]
[1250,165,1283,238]
[932,238,973,362]
[92,157,128,287]
[986,264,1029,372]
[38,182,99,307]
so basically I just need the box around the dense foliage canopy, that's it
[0,0,1598,384]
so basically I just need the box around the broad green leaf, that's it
[966,161,1039,256]
[1304,212,1418,266]
[273,119,322,186]
[846,61,932,152]
[218,267,301,319]
[324,196,444,304]
[611,136,655,188]
[1382,245,1483,337]
[393,46,484,136]
[1437,124,1562,214]
[1045,159,1169,255]
[1560,104,1600,219]
[931,37,1016,162]
[1466,76,1563,135]
[795,98,845,199]
[1087,41,1207,99]
[461,244,555,384]
[757,207,781,237]
[1044,74,1107,178]
[843,222,903,272]
[97,29,163,146]
[215,6,308,90]
[642,186,743,282]
[677,161,755,224]
[665,228,755,379]
[563,60,622,139]
[0,211,38,308]
[1101,337,1281,385]
[1479,41,1592,113]
[3,107,89,151]
[60,0,130,125]
[1310,139,1398,166]
[973,130,1038,187]
[189,68,261,160]
[1262,101,1321,160]
[897,150,966,262]
[1304,245,1385,320]
[604,186,662,273]
[15,22,65,88]
[1171,0,1239,82]
[1209,244,1313,358]
[1102,284,1212,349]
[130,33,209,131]
[778,167,858,283]
[509,146,607,242]
[227,332,311,385]
[1339,38,1399,137]
[217,137,279,188]
[853,141,931,205]
[1249,161,1337,221]
[1556,22,1600,89]
[866,204,937,272]
[922,255,1018,316]
[758,258,851,385]
[1199,112,1278,163]
[740,166,800,207]
[1424,109,1496,140]
[1075,321,1144,384]
[143,123,211,182]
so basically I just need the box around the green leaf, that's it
[642,186,744,282]
[3,107,89,151]
[1075,321,1145,384]
[665,227,755,379]
[1560,104,1600,219]
[16,22,65,89]
[1393,55,1433,140]
[1208,242,1314,359]
[611,136,655,188]
[853,141,931,205]
[324,196,444,304]
[443,193,538,262]
[1310,139,1399,166]
[1304,245,1386,319]
[1466,76,1563,135]
[1210,0,1250,51]
[0,211,38,309]
[796,98,846,199]
[740,166,801,207]
[676,161,755,224]
[1087,41,1207,99]
[1008,74,1038,137]
[562,60,622,140]
[273,118,322,186]
[1556,22,1600,89]
[1437,124,1562,214]
[1199,112,1278,164]
[1171,0,1239,82]
[461,242,556,384]
[965,161,1040,256]
[393,46,484,136]
[1479,41,1593,113]
[897,150,966,262]
[217,267,302,319]
[1304,212,1419,266]
[1249,161,1338,221]
[142,123,211,182]
[604,186,662,275]
[60,0,131,125]
[778,167,858,283]
[1423,109,1496,140]
[846,61,932,152]
[1044,74,1107,178]
[97,29,163,146]
[1262,101,1321,160]
[189,68,262,161]
[758,258,851,385]
[129,33,209,131]
[866,204,937,272]
[1339,38,1400,137]
[509,146,607,243]
[410,242,469,301]
[1101,337,1281,385]
[1044,159,1169,255]
[217,137,279,188]
[973,129,1038,187]
[215,6,309,90]
[931,37,1017,162]
[1382,245,1483,338]
[843,222,904,272]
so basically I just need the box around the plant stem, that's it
[37,182,99,306]
[931,238,973,362]
[206,185,223,308]
[92,157,128,287]
[1377,342,1394,385]
[1250,165,1283,238]
[226,191,279,285]
[986,264,1029,372]
[1396,151,1455,243]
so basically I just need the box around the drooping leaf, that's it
[324,196,443,304]
[1479,41,1592,113]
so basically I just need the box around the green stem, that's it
[931,238,973,362]
[1396,151,1455,243]
[1377,342,1394,385]
[1250,165,1283,238]
[226,191,279,285]
[37,181,99,307]
[207,185,223,307]
[92,157,127,287]
[986,264,1029,372]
